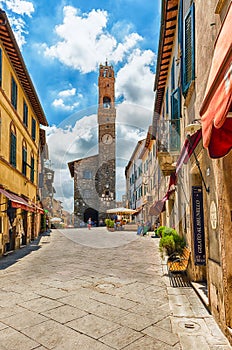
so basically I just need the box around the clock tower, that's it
[96,62,116,215]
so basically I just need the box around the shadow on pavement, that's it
[0,231,50,270]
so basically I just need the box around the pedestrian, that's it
[87,217,92,230]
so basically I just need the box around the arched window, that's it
[22,140,27,176]
[103,97,111,109]
[30,151,35,183]
[10,123,17,168]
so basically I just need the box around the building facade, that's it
[69,62,116,226]
[153,0,232,343]
[0,10,48,255]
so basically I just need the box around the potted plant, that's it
[105,219,115,231]
[159,226,186,258]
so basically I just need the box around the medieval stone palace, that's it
[68,62,116,226]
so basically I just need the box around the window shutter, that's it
[170,88,181,151]
[166,88,169,115]
[10,132,17,167]
[11,77,18,110]
[171,58,175,91]
[23,101,28,127]
[22,147,27,176]
[32,118,36,141]
[183,4,195,95]
[30,156,34,182]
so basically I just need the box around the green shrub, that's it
[159,226,186,257]
[105,219,115,228]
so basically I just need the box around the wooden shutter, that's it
[11,77,18,110]
[10,132,16,167]
[30,156,34,182]
[22,147,27,176]
[32,118,36,141]
[23,101,28,127]
[183,3,195,95]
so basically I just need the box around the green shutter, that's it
[183,4,195,95]
[30,156,34,182]
[11,77,18,110]
[22,147,27,176]
[32,118,36,141]
[10,132,17,167]
[23,101,28,127]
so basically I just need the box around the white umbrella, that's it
[50,217,62,223]
[106,207,136,215]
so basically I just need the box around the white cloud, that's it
[116,49,156,109]
[52,87,83,111]
[5,0,34,16]
[58,88,76,97]
[0,0,34,48]
[43,6,143,73]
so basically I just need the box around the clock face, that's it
[102,133,113,144]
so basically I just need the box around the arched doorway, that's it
[84,207,99,227]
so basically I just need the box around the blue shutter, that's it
[166,88,169,115]
[171,58,175,91]
[170,88,181,151]
[183,3,195,96]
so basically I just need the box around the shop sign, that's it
[192,186,206,265]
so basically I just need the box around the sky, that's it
[0,0,161,213]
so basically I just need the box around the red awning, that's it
[176,129,202,173]
[149,174,176,216]
[0,188,34,212]
[200,3,232,158]
[33,204,44,214]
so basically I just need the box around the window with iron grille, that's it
[183,3,195,95]
[23,100,28,127]
[11,76,18,110]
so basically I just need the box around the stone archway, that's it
[84,207,99,227]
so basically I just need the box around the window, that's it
[166,88,169,115]
[11,76,18,110]
[170,87,181,151]
[183,3,195,95]
[83,189,91,199]
[103,97,111,108]
[10,124,17,168]
[22,141,27,176]
[31,117,36,141]
[171,58,175,91]
[0,48,2,87]
[30,154,35,183]
[23,100,28,127]
[83,170,92,179]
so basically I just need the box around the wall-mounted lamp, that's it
[186,134,210,194]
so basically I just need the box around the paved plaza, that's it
[0,228,231,350]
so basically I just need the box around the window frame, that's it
[22,141,27,176]
[23,100,28,127]
[10,123,17,168]
[31,117,36,141]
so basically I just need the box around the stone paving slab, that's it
[66,313,120,339]
[0,228,231,349]
[99,326,143,349]
[0,326,39,350]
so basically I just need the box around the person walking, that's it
[87,218,92,230]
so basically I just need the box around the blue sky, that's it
[0,0,161,211]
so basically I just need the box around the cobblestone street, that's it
[0,228,231,350]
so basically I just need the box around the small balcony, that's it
[157,119,180,175]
